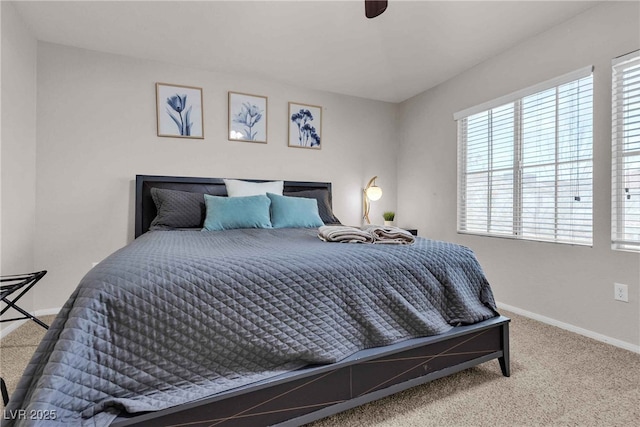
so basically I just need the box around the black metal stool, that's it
[0,378,8,406]
[1,270,48,406]
[1,270,48,330]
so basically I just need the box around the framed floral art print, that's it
[288,102,322,149]
[228,92,268,143]
[156,83,204,139]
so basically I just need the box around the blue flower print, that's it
[166,94,193,136]
[233,102,263,140]
[291,108,320,147]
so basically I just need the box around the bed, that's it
[4,175,509,427]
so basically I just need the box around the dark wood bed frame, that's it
[116,175,510,427]
[134,174,336,239]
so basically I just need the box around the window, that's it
[612,51,640,252]
[455,67,593,245]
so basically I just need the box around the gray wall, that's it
[397,1,640,347]
[0,1,38,327]
[33,42,398,310]
[1,0,3,279]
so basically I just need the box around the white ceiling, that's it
[13,0,601,103]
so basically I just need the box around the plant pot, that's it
[384,221,394,227]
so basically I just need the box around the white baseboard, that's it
[497,301,640,354]
[33,308,61,317]
[0,307,61,340]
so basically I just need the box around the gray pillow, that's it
[150,188,205,230]
[283,189,341,225]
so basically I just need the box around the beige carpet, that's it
[1,312,639,426]
[0,314,56,405]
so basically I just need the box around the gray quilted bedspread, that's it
[5,229,497,426]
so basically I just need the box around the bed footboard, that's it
[112,316,510,427]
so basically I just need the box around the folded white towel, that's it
[318,225,375,243]
[362,224,416,245]
[318,225,415,245]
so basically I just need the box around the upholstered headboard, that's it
[135,175,333,238]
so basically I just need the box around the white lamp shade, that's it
[365,185,383,201]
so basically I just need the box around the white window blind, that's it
[612,51,640,252]
[456,67,593,245]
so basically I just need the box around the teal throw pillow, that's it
[202,194,272,231]
[267,193,324,229]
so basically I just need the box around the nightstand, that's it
[404,229,418,236]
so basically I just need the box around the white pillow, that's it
[224,179,284,197]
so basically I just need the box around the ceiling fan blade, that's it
[365,0,388,19]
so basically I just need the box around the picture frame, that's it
[288,102,322,149]
[156,83,204,139]
[228,92,268,143]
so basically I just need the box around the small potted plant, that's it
[383,211,395,226]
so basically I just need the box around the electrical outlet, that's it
[614,283,628,302]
